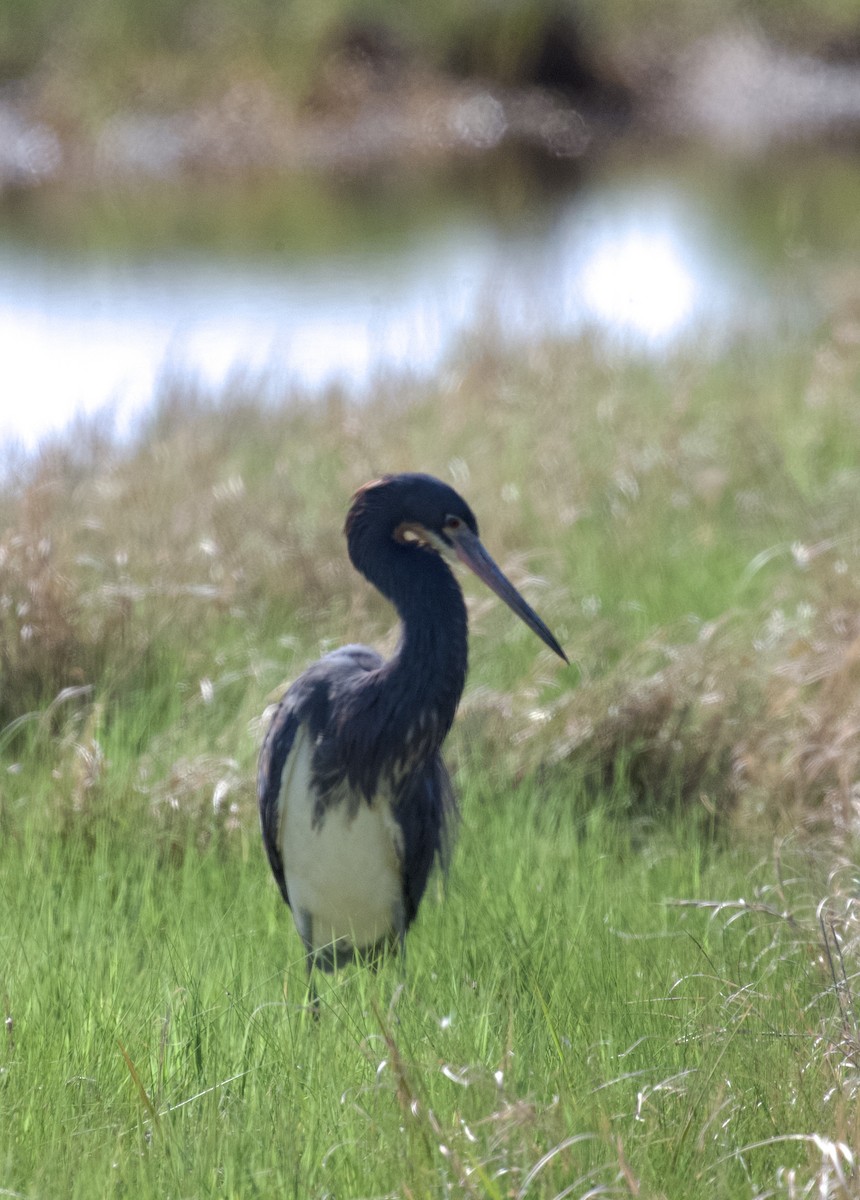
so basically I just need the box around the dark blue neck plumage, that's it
[348,526,469,782]
[383,543,469,739]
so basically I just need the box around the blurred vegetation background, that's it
[3,0,859,127]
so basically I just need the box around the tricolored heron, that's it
[258,472,566,979]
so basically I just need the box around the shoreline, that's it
[2,28,860,196]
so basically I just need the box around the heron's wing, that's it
[257,644,384,906]
[257,698,299,906]
[394,753,459,928]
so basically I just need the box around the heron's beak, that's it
[450,528,568,663]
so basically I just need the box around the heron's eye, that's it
[444,515,463,532]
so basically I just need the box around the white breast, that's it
[277,725,404,954]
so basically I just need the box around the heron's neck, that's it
[367,544,469,751]
[394,560,468,717]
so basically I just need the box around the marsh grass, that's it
[2,784,858,1197]
[1,318,860,1194]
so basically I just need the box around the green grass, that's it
[2,780,854,1198]
[1,318,859,1194]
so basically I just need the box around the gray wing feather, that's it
[395,753,459,926]
[257,699,298,906]
[257,644,385,907]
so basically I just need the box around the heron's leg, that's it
[379,898,408,1025]
[296,908,320,1018]
[392,897,408,970]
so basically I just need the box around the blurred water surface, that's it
[1,144,857,450]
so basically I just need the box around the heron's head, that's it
[346,473,568,663]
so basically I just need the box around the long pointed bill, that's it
[451,528,568,663]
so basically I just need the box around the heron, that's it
[257,472,567,981]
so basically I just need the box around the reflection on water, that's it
[0,160,797,449]
[577,216,697,340]
[542,183,746,345]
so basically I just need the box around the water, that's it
[0,147,848,451]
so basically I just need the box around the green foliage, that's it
[1,776,857,1197]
